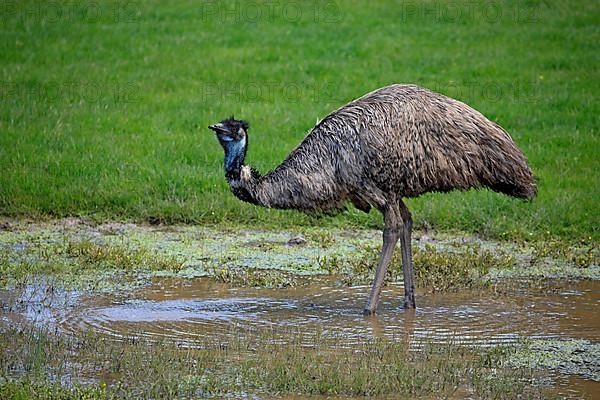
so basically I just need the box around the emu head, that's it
[209,116,249,178]
[209,116,248,149]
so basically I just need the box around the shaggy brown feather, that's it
[226,84,536,213]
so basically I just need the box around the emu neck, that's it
[223,137,247,181]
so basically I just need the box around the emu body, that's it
[209,84,536,315]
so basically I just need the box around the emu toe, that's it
[363,308,376,316]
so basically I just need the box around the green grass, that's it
[0,0,598,241]
[0,324,546,399]
[3,221,597,293]
[0,238,185,289]
[328,242,517,289]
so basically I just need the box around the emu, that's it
[209,84,536,315]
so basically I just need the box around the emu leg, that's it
[399,202,416,309]
[363,227,399,316]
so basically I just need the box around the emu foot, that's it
[403,296,416,309]
[362,308,376,316]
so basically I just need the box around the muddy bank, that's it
[1,218,598,290]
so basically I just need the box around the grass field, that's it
[0,0,598,240]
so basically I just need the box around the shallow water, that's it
[4,278,599,344]
[2,278,599,398]
[48,279,600,346]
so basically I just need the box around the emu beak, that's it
[208,123,226,132]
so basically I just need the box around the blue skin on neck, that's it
[222,136,247,177]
